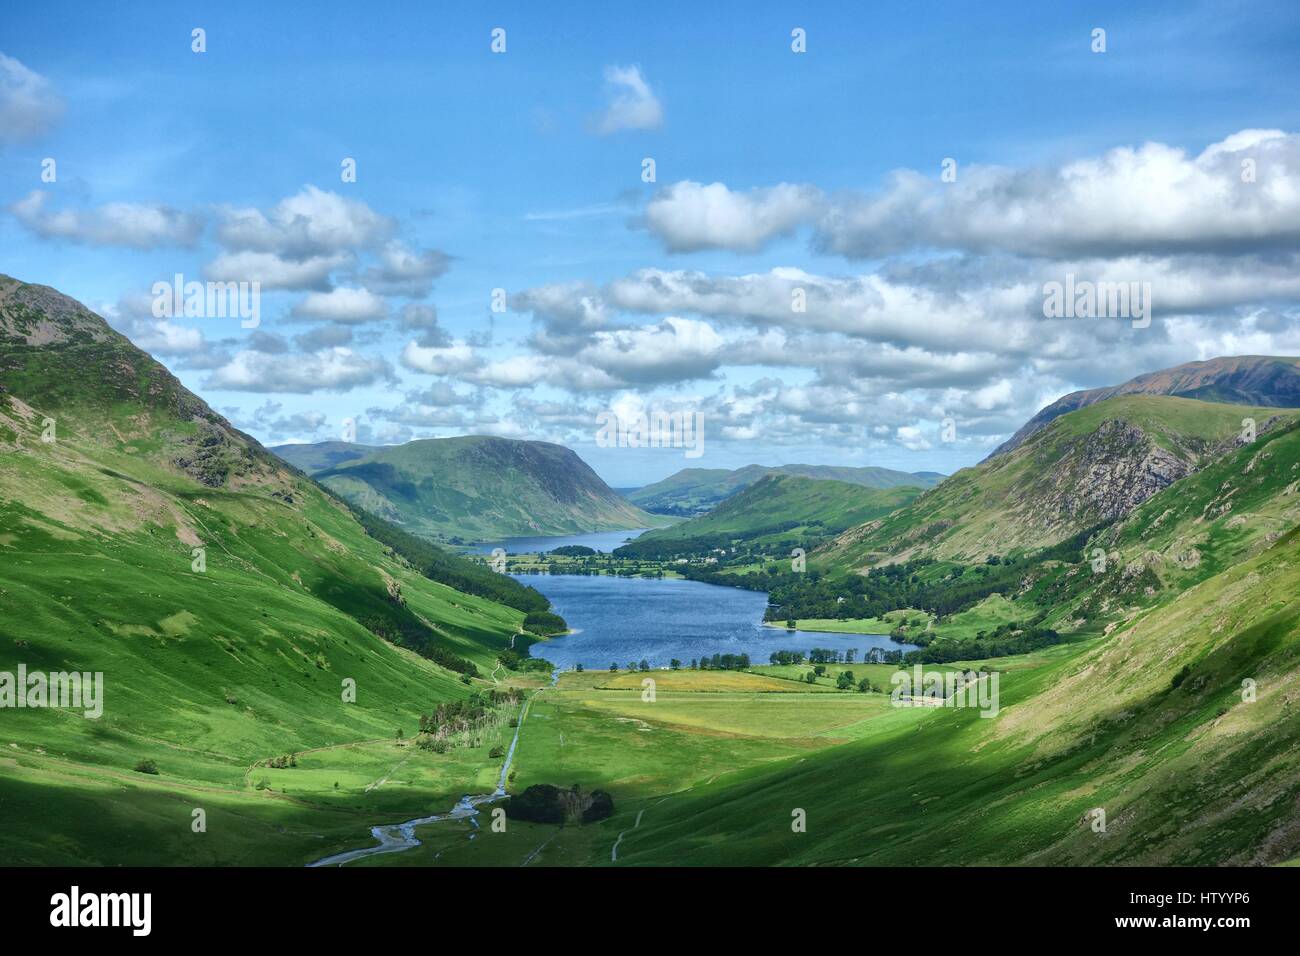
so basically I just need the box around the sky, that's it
[4,0,1300,486]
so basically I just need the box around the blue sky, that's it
[4,0,1300,485]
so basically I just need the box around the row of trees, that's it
[416,688,522,751]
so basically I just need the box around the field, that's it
[346,665,927,866]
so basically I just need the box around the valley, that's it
[3,277,1300,868]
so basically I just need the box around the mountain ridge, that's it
[627,463,943,516]
[283,435,665,543]
[989,355,1300,459]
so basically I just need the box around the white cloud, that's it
[204,186,397,292]
[205,348,393,393]
[644,181,823,253]
[291,286,388,324]
[593,65,663,134]
[817,129,1300,259]
[360,240,450,297]
[576,316,726,385]
[0,53,63,142]
[204,250,349,291]
[10,190,203,249]
[400,340,482,376]
[216,185,394,258]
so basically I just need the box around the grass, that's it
[0,364,530,864]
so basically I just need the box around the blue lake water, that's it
[513,573,915,670]
[468,528,649,555]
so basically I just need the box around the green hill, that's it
[0,274,545,864]
[627,463,944,516]
[822,394,1295,569]
[287,436,665,543]
[624,474,921,553]
[605,523,1300,866]
[990,355,1300,458]
[273,440,377,473]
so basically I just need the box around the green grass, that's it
[821,394,1297,568]
[310,435,668,542]
[634,474,922,547]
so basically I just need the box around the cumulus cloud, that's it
[817,129,1300,259]
[229,400,331,441]
[575,316,726,385]
[0,53,63,142]
[291,286,388,324]
[593,65,663,134]
[10,190,203,249]
[400,339,482,376]
[216,185,394,258]
[100,291,208,356]
[205,186,398,293]
[204,249,348,291]
[398,303,451,347]
[205,348,394,393]
[358,240,449,297]
[643,181,823,252]
[293,324,354,350]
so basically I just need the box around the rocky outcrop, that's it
[1030,420,1195,530]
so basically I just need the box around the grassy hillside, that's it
[273,440,376,473]
[628,474,921,549]
[991,354,1300,457]
[603,526,1300,865]
[304,436,666,543]
[0,275,539,864]
[823,394,1294,569]
[627,463,943,516]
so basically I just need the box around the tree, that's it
[669,658,682,670]
[575,662,584,672]
[610,662,619,671]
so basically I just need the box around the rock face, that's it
[1032,420,1195,530]
[989,355,1300,459]
[0,273,280,491]
[822,394,1290,567]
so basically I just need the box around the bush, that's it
[505,784,615,825]
[133,759,159,775]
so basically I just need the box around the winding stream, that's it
[306,688,540,867]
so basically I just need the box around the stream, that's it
[306,685,542,867]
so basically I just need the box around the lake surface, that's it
[513,573,915,670]
[468,528,649,555]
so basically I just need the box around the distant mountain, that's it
[822,393,1297,568]
[620,474,921,556]
[626,464,944,516]
[990,355,1300,458]
[281,436,665,542]
[273,440,377,473]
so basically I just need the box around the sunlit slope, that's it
[306,435,667,542]
[611,527,1300,866]
[627,463,942,515]
[634,474,921,544]
[0,275,529,863]
[821,395,1293,569]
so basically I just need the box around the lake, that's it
[468,528,649,555]
[513,573,915,670]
